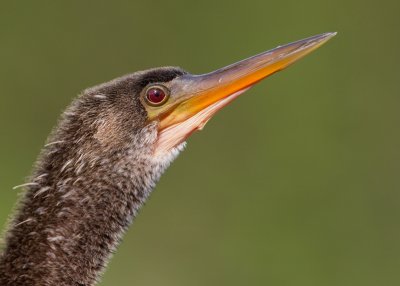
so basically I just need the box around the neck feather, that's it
[0,125,183,286]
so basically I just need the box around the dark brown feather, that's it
[0,67,186,286]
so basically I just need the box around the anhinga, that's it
[0,33,335,285]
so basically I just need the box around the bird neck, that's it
[0,134,181,285]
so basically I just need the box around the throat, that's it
[0,143,182,286]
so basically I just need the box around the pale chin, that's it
[152,141,187,167]
[154,87,252,156]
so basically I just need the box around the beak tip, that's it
[304,32,336,52]
[326,31,338,36]
[321,32,338,41]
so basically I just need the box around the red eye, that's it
[146,86,169,106]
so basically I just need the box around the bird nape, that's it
[0,33,335,286]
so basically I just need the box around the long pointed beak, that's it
[153,32,336,154]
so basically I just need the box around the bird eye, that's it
[145,86,169,106]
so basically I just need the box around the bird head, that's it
[67,33,335,164]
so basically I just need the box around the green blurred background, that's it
[1,1,399,285]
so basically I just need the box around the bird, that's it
[0,32,335,286]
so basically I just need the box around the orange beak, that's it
[151,32,336,154]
